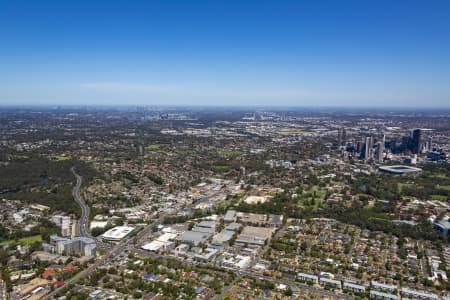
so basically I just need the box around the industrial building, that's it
[177,230,211,246]
[235,226,275,247]
[141,233,177,253]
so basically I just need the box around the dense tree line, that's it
[236,192,448,243]
[0,153,98,214]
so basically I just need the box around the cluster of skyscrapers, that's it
[338,128,438,162]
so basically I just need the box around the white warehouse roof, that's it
[102,226,135,241]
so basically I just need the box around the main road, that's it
[42,214,165,299]
[70,167,92,239]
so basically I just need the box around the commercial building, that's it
[44,235,96,257]
[174,244,189,255]
[224,210,237,222]
[411,128,422,154]
[235,226,275,247]
[141,233,177,253]
[220,254,251,269]
[365,136,373,161]
[191,220,218,234]
[236,212,283,227]
[212,230,234,245]
[102,226,135,242]
[193,247,218,261]
[177,231,211,246]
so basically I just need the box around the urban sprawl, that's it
[0,107,449,300]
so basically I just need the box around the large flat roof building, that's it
[102,226,135,242]
[235,226,275,247]
[177,231,211,246]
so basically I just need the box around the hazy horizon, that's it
[1,0,450,107]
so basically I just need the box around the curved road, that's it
[70,167,92,239]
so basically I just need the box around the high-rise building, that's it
[342,128,347,145]
[356,141,362,153]
[337,128,342,146]
[365,136,373,160]
[411,129,422,154]
[376,142,384,162]
[337,127,347,146]
[377,135,385,162]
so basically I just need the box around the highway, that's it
[70,167,92,239]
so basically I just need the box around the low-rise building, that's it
[177,231,211,246]
[371,281,397,293]
[319,278,341,288]
[102,226,135,242]
[235,226,275,247]
[370,290,398,300]
[401,287,438,300]
[343,282,366,293]
[43,235,96,257]
[297,272,318,284]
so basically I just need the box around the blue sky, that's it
[0,0,449,107]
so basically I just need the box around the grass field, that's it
[436,185,450,191]
[212,165,231,172]
[217,150,245,157]
[431,195,448,201]
[435,174,447,179]
[398,183,412,192]
[20,235,42,244]
[298,186,326,209]
[53,155,71,161]
[145,144,161,151]
[5,235,43,245]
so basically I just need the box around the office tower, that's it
[411,129,422,154]
[377,135,385,162]
[337,127,347,146]
[356,141,362,153]
[376,142,384,162]
[428,136,433,151]
[365,136,373,160]
[342,128,347,146]
[337,128,343,146]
